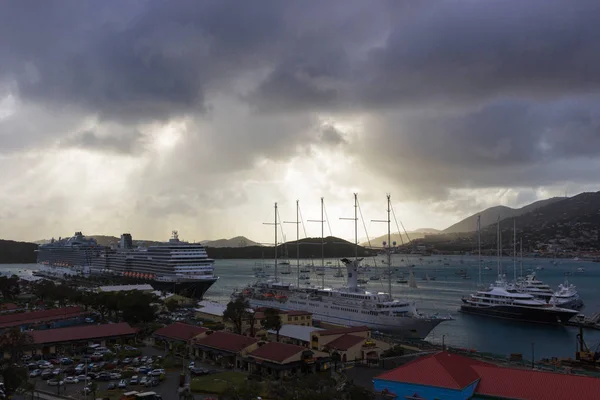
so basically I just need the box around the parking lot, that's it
[26,346,225,400]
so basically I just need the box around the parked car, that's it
[124,346,137,351]
[188,361,195,369]
[41,370,53,380]
[190,367,208,376]
[138,366,151,374]
[145,378,160,387]
[109,372,122,380]
[129,375,139,385]
[107,382,116,390]
[122,358,131,364]
[47,379,64,386]
[21,355,32,362]
[118,379,127,389]
[149,369,165,377]
[76,375,90,382]
[84,317,95,323]
[64,377,79,384]
[139,376,148,386]
[27,362,38,370]
[29,369,41,378]
[60,358,73,365]
[52,368,61,376]
[75,363,85,374]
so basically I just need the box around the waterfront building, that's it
[245,342,330,379]
[152,322,208,352]
[17,323,136,358]
[373,351,600,400]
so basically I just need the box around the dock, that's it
[565,312,600,331]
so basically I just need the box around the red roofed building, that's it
[0,303,24,314]
[19,323,137,358]
[153,323,208,352]
[309,325,389,364]
[246,342,330,378]
[373,351,600,400]
[193,331,259,369]
[0,306,85,330]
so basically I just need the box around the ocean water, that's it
[4,255,600,360]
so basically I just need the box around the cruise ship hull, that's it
[246,297,444,339]
[35,266,218,299]
[460,303,578,324]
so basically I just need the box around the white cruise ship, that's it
[233,195,451,339]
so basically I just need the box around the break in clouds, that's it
[1,0,600,242]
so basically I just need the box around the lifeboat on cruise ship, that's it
[275,294,288,302]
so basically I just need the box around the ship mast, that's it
[263,203,279,282]
[497,216,501,278]
[513,219,517,282]
[340,193,360,292]
[274,202,278,282]
[308,198,326,289]
[284,200,302,288]
[321,197,325,289]
[477,215,481,286]
[520,237,523,278]
[372,194,393,296]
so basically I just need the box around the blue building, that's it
[373,351,600,400]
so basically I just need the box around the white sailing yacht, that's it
[234,195,451,338]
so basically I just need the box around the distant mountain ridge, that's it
[361,229,441,247]
[442,197,566,234]
[0,239,37,264]
[201,236,261,248]
[411,191,600,252]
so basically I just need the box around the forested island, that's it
[0,239,38,264]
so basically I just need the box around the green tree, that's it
[261,308,282,342]
[0,327,33,361]
[120,292,158,323]
[222,380,262,400]
[0,275,20,300]
[223,298,250,334]
[165,298,181,313]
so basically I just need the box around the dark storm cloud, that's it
[2,0,600,201]
[61,129,143,155]
[359,96,600,200]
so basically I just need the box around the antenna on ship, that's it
[372,194,393,296]
[263,203,278,282]
[284,200,302,288]
[308,198,326,289]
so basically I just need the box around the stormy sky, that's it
[1,0,599,243]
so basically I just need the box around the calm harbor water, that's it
[4,255,600,360]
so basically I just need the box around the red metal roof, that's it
[375,351,492,390]
[0,306,83,328]
[153,323,207,341]
[195,331,257,353]
[318,326,369,336]
[474,364,600,400]
[376,351,600,398]
[0,303,19,311]
[249,342,306,363]
[325,334,365,351]
[29,322,136,344]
